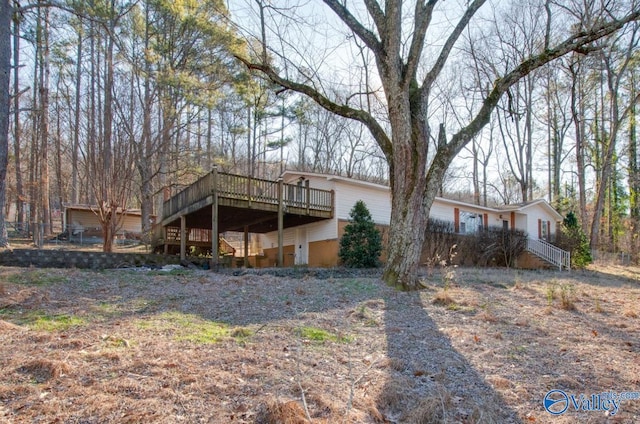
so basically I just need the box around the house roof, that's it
[281,170,390,191]
[495,199,564,220]
[282,171,563,219]
[63,204,145,217]
[431,196,504,214]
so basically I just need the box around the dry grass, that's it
[18,359,72,383]
[431,290,455,307]
[559,284,576,310]
[0,264,639,423]
[623,308,639,318]
[402,394,449,424]
[255,400,309,424]
[476,309,498,323]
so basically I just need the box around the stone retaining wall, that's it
[0,249,179,269]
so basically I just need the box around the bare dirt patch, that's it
[0,264,639,423]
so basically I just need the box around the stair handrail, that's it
[526,238,571,270]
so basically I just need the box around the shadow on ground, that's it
[379,290,521,423]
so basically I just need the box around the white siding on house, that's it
[487,212,508,228]
[429,202,451,222]
[429,200,501,230]
[520,203,557,239]
[261,229,296,249]
[267,172,565,267]
[282,171,391,225]
[260,217,338,248]
[120,214,143,233]
[515,214,528,236]
[68,211,102,232]
[335,183,391,225]
[307,218,338,242]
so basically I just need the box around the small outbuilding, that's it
[62,204,151,242]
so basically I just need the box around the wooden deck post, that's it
[277,177,284,267]
[163,226,168,254]
[211,167,219,269]
[244,225,249,267]
[180,215,186,261]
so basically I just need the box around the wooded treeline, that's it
[456,0,640,257]
[6,0,387,250]
[3,0,640,260]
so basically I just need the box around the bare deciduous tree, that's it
[237,0,640,289]
[587,23,640,249]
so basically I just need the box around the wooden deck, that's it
[155,168,334,265]
[161,170,333,228]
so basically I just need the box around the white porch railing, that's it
[526,238,571,270]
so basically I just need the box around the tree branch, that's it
[447,9,640,159]
[404,0,437,86]
[363,0,386,39]
[421,0,486,94]
[236,56,393,161]
[322,0,383,57]
[383,0,402,73]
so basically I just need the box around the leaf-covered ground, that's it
[0,263,639,423]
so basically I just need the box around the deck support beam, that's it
[163,227,168,254]
[244,225,249,267]
[180,215,186,261]
[277,177,284,267]
[211,167,219,270]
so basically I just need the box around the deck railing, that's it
[526,238,571,270]
[284,183,333,211]
[217,172,280,204]
[163,170,334,220]
[163,173,215,219]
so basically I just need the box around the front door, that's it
[294,228,308,265]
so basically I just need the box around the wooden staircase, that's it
[155,226,235,256]
[525,238,570,270]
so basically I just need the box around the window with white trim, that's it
[460,211,483,234]
[539,219,551,241]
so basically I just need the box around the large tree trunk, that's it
[86,15,97,206]
[629,82,639,261]
[630,86,639,220]
[99,1,117,253]
[0,0,11,247]
[139,81,154,246]
[384,141,428,288]
[39,3,51,238]
[569,60,588,230]
[71,29,82,205]
[588,32,640,249]
[12,11,24,230]
[138,3,155,246]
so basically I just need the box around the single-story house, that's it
[259,171,568,268]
